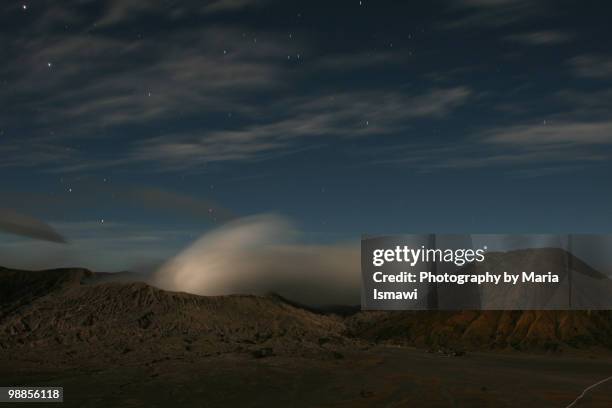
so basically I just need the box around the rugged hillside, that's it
[1,266,612,368]
[345,310,612,352]
[348,247,612,351]
[0,267,348,366]
[0,266,92,315]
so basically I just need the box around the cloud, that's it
[0,142,76,168]
[569,55,612,79]
[507,164,601,179]
[153,214,360,306]
[2,1,475,173]
[1,185,235,226]
[0,183,242,271]
[504,30,572,45]
[370,73,612,174]
[94,0,269,26]
[4,27,289,131]
[442,0,544,29]
[311,51,403,71]
[421,148,606,171]
[201,0,269,14]
[95,0,156,27]
[556,88,612,117]
[121,187,236,223]
[373,119,612,173]
[127,87,472,168]
[8,85,470,173]
[0,220,192,272]
[482,120,612,145]
[0,208,66,243]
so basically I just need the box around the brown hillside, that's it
[1,266,612,367]
[345,310,612,352]
[0,267,347,366]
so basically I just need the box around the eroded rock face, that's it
[1,267,612,370]
[344,309,612,351]
[0,267,349,366]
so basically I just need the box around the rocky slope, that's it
[1,266,612,368]
[0,267,348,366]
[345,310,612,352]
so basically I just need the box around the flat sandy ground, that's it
[2,347,611,407]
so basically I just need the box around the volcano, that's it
[2,265,612,407]
[1,261,612,361]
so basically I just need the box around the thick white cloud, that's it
[153,214,360,306]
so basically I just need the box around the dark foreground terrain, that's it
[3,347,612,407]
[1,267,612,407]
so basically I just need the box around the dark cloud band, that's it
[0,208,66,243]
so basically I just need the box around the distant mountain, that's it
[345,310,612,352]
[1,262,612,369]
[455,247,612,310]
[349,248,612,351]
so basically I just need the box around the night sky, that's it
[1,0,612,271]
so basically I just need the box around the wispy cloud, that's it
[127,87,472,168]
[4,0,604,180]
[3,27,291,132]
[373,118,612,173]
[201,0,270,14]
[95,0,270,26]
[0,208,66,243]
[0,220,194,272]
[442,0,544,29]
[568,55,612,79]
[507,164,602,179]
[1,185,235,225]
[311,50,404,71]
[482,120,612,145]
[0,183,235,271]
[3,2,476,173]
[94,0,157,27]
[504,30,572,45]
[0,142,76,168]
[556,88,612,117]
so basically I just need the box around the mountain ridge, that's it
[1,265,612,368]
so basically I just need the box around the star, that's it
[22,4,27,10]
